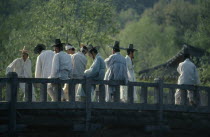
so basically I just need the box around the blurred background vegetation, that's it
[0,0,210,86]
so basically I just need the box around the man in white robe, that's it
[120,44,138,102]
[34,44,55,100]
[84,45,106,101]
[104,41,128,102]
[62,44,76,101]
[34,44,55,78]
[48,39,72,101]
[175,52,200,105]
[6,46,36,101]
[71,45,88,101]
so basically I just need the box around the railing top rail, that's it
[17,78,159,87]
[163,83,210,91]
[0,78,10,83]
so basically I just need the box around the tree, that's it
[0,0,118,77]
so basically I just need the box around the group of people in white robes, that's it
[6,39,200,105]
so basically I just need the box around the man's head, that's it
[126,44,137,59]
[88,45,98,59]
[65,44,75,55]
[184,53,190,60]
[127,49,134,59]
[34,44,46,54]
[19,46,29,61]
[53,39,63,53]
[112,41,120,54]
[22,52,29,61]
[80,45,88,55]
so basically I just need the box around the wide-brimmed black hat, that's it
[108,41,123,50]
[34,44,46,54]
[52,39,64,47]
[126,44,138,51]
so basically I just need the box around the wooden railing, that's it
[0,72,210,134]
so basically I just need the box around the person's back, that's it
[175,54,200,105]
[51,51,72,80]
[72,52,87,79]
[177,59,200,85]
[105,52,127,81]
[35,50,55,78]
[85,53,105,80]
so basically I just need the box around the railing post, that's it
[0,83,2,101]
[193,86,200,106]
[99,84,105,103]
[54,83,62,102]
[127,84,134,103]
[85,78,91,134]
[180,89,188,105]
[25,83,32,102]
[154,78,164,134]
[113,85,120,102]
[140,86,147,104]
[168,88,175,105]
[69,80,75,102]
[208,88,210,112]
[40,83,47,102]
[7,72,18,136]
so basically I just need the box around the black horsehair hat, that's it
[126,44,138,51]
[52,39,64,47]
[108,41,123,50]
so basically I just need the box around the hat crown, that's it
[128,44,134,49]
[113,41,120,49]
[55,39,61,45]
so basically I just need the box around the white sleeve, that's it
[35,56,42,78]
[6,59,18,75]
[50,54,59,78]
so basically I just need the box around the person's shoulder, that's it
[14,58,21,61]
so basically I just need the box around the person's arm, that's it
[35,56,42,78]
[68,55,72,78]
[177,63,181,74]
[85,58,100,78]
[6,59,17,75]
[50,54,59,78]
[126,57,133,70]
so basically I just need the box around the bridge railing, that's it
[0,72,210,112]
[1,72,210,134]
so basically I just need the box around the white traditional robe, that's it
[35,50,55,78]
[71,52,87,79]
[48,51,72,101]
[84,54,106,101]
[6,58,36,101]
[71,52,87,100]
[120,55,137,102]
[175,59,200,104]
[104,52,128,102]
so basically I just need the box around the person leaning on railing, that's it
[175,51,200,106]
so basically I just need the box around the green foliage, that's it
[0,0,118,77]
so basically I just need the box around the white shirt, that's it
[71,52,87,79]
[125,55,136,82]
[35,50,55,78]
[6,58,32,78]
[177,59,200,85]
[50,51,72,80]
